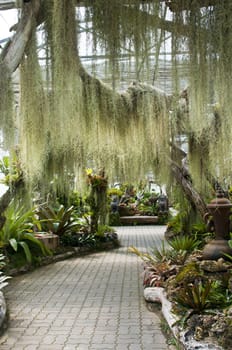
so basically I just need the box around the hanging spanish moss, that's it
[19,30,48,187]
[90,0,165,86]
[171,0,232,193]
[0,60,14,149]
[2,0,232,205]
[14,0,183,198]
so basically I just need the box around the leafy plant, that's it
[143,261,176,288]
[0,203,51,264]
[191,221,214,247]
[167,235,200,252]
[60,232,97,247]
[36,204,80,236]
[96,224,115,237]
[169,249,190,265]
[207,281,232,309]
[130,239,189,267]
[173,279,214,313]
[166,210,188,234]
[152,237,198,265]
[66,191,89,217]
[109,211,121,226]
[129,245,176,287]
[175,262,203,284]
[107,187,123,198]
[128,246,157,265]
[0,153,22,186]
[151,241,173,262]
[173,277,232,316]
[191,222,208,236]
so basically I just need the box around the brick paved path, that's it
[0,225,169,350]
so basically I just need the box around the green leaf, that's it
[21,233,52,256]
[57,205,65,220]
[18,241,32,263]
[9,238,18,251]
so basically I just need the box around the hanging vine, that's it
[0,0,232,205]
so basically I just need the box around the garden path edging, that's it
[0,291,7,333]
[144,287,224,350]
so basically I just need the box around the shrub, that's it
[0,203,51,264]
[173,279,214,313]
[167,235,200,252]
[36,204,80,236]
[60,232,96,247]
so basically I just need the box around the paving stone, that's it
[0,225,169,349]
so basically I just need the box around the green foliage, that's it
[128,242,176,288]
[169,249,189,265]
[96,224,115,237]
[60,224,117,248]
[166,210,189,235]
[152,241,187,265]
[137,202,156,215]
[228,235,232,250]
[0,154,22,186]
[167,235,200,253]
[174,278,232,316]
[191,221,214,247]
[66,191,89,217]
[207,281,232,309]
[191,222,208,236]
[0,203,51,264]
[128,246,157,265]
[175,262,203,284]
[107,188,123,198]
[151,235,199,265]
[60,232,97,248]
[130,235,197,267]
[36,204,80,236]
[109,212,121,226]
[151,241,173,262]
[173,279,214,313]
[173,265,232,325]
[129,243,175,288]
[143,261,173,288]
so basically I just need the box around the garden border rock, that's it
[0,291,7,334]
[144,287,224,350]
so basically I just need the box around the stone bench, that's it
[120,215,159,225]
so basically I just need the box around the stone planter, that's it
[35,233,59,250]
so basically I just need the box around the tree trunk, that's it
[170,161,208,221]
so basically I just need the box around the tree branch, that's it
[170,160,208,220]
[166,0,218,12]
[0,0,17,10]
[1,0,41,74]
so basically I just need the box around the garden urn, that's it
[202,192,232,260]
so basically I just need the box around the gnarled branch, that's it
[1,0,41,74]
